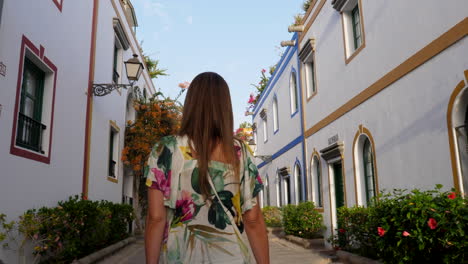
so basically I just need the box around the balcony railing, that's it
[113,70,120,84]
[109,159,117,177]
[16,113,46,153]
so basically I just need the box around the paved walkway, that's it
[97,235,330,264]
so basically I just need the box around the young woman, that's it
[145,72,269,264]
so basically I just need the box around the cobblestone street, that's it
[97,235,330,264]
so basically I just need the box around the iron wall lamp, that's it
[93,54,144,96]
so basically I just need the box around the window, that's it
[11,36,58,164]
[112,18,130,84]
[112,40,121,84]
[340,0,366,63]
[299,38,317,100]
[290,72,298,114]
[260,109,268,143]
[363,138,376,204]
[16,58,46,153]
[264,175,270,206]
[0,0,4,28]
[284,177,291,205]
[277,173,282,206]
[305,58,316,98]
[108,122,120,182]
[353,126,378,206]
[311,155,323,207]
[294,163,303,203]
[351,5,362,50]
[273,97,279,132]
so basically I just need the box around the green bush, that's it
[10,195,134,263]
[329,185,468,263]
[282,201,324,239]
[328,206,378,258]
[262,206,282,227]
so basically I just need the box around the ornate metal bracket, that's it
[92,83,133,96]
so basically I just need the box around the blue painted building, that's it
[251,33,307,207]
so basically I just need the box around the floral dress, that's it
[145,135,264,264]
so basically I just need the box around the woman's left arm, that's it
[145,188,167,264]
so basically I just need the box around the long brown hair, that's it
[179,72,240,199]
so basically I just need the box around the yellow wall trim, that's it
[299,0,327,44]
[300,0,318,25]
[305,18,468,138]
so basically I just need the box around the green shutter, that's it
[316,157,322,207]
[109,130,115,176]
[351,5,362,50]
[333,162,345,209]
[363,138,376,204]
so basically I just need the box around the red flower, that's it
[447,192,456,200]
[402,231,410,237]
[427,218,437,230]
[261,69,266,73]
[339,228,346,234]
[377,227,386,237]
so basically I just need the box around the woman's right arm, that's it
[243,197,270,264]
[145,188,167,264]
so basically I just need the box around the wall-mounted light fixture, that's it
[93,54,144,96]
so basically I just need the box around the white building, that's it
[298,0,468,244]
[0,0,153,262]
[254,0,468,246]
[252,33,307,208]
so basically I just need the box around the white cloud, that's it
[186,16,193,25]
[142,0,171,30]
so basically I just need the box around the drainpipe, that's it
[82,0,99,200]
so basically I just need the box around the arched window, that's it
[294,163,302,203]
[284,177,291,205]
[353,126,379,206]
[273,97,279,132]
[290,72,298,114]
[311,155,323,207]
[277,173,282,206]
[363,138,376,204]
[448,80,468,195]
[264,175,270,206]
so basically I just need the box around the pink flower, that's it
[150,168,171,198]
[261,69,266,73]
[256,174,263,185]
[448,192,456,200]
[402,231,410,237]
[248,94,255,104]
[377,227,386,237]
[178,81,190,89]
[175,190,195,223]
[33,234,39,240]
[428,218,437,230]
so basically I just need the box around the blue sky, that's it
[133,0,305,128]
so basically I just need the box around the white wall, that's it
[87,0,153,203]
[0,1,93,262]
[306,38,468,243]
